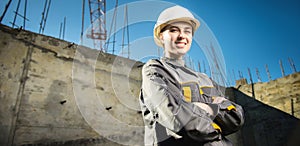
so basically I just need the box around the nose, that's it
[178,31,185,39]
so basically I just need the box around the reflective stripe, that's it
[199,86,213,95]
[182,86,192,102]
[199,88,204,95]
[212,123,222,132]
[227,105,236,111]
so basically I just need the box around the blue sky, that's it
[1,0,299,86]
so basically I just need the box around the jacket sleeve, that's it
[211,98,245,135]
[208,80,245,136]
[140,59,222,142]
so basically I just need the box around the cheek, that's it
[162,33,171,42]
[187,36,193,43]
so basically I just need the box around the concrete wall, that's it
[0,24,144,146]
[236,73,300,118]
[226,88,300,146]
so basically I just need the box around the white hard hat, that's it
[154,5,200,47]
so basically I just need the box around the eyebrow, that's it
[160,25,192,33]
[169,26,192,30]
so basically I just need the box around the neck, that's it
[164,52,183,60]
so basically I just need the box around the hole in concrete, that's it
[60,100,67,105]
[105,106,112,110]
[97,86,104,91]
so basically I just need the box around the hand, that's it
[192,102,214,116]
[212,96,227,104]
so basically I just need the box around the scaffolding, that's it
[87,0,107,51]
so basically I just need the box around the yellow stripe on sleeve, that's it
[182,86,192,102]
[212,123,222,132]
[227,105,236,111]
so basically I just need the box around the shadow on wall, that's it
[226,87,300,146]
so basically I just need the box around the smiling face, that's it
[159,21,193,59]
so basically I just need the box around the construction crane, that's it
[87,0,107,52]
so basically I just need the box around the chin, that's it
[178,48,190,54]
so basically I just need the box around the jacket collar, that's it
[161,57,185,66]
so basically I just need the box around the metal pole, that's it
[63,17,66,39]
[0,0,13,23]
[126,4,130,58]
[81,0,85,44]
[42,0,51,34]
[279,59,285,77]
[288,57,297,73]
[265,64,271,81]
[23,0,27,29]
[198,61,201,72]
[39,0,47,33]
[121,5,126,56]
[12,0,21,28]
[112,2,117,54]
[256,68,262,82]
[238,70,242,79]
[59,22,62,39]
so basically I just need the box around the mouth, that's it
[175,42,187,48]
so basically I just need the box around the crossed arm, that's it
[140,60,244,142]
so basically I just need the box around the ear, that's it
[159,33,164,41]
[159,33,164,44]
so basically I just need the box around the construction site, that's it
[0,0,300,146]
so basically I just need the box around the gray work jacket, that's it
[139,58,244,146]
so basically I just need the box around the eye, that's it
[185,30,192,34]
[169,28,179,33]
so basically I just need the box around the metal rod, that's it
[126,4,130,58]
[256,68,262,82]
[121,5,126,56]
[112,1,117,54]
[12,0,21,28]
[198,61,201,72]
[0,0,13,23]
[23,0,27,29]
[59,22,62,39]
[81,0,85,44]
[248,68,252,81]
[39,0,48,33]
[279,59,285,77]
[63,17,66,39]
[238,70,243,79]
[106,0,118,54]
[288,57,297,73]
[121,4,130,58]
[42,0,51,34]
[265,64,272,81]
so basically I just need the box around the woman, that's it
[139,5,244,146]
